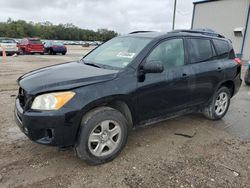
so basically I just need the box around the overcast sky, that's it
[0,0,195,33]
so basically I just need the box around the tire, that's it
[202,87,231,120]
[62,52,66,55]
[75,107,128,165]
[21,49,26,55]
[40,53,44,55]
[49,49,53,55]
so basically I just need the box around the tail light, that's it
[234,58,241,65]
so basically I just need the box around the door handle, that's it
[217,67,222,72]
[182,73,189,79]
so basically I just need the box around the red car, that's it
[19,38,44,55]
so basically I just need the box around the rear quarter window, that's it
[213,39,234,59]
[187,38,215,64]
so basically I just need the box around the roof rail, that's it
[170,29,225,38]
[129,31,153,34]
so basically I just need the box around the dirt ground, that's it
[0,46,249,188]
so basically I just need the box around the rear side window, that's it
[187,38,214,64]
[213,39,234,59]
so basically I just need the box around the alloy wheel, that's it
[215,91,229,116]
[88,120,122,157]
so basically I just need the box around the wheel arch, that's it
[79,95,135,128]
[218,80,235,97]
[74,95,135,144]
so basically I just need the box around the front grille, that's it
[18,87,27,108]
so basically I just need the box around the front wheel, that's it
[75,107,128,165]
[202,87,231,120]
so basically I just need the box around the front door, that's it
[137,38,193,123]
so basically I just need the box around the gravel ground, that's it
[0,46,249,188]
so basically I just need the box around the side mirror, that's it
[143,60,164,73]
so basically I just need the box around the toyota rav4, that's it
[15,29,242,165]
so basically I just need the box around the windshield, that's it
[83,36,151,68]
[53,42,64,46]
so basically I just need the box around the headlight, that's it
[31,91,75,110]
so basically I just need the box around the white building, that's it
[191,0,250,60]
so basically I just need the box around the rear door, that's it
[186,37,224,105]
[137,38,194,122]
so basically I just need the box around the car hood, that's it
[18,61,119,95]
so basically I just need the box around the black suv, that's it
[15,29,242,165]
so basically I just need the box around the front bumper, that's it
[14,98,81,147]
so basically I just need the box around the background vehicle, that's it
[0,37,19,55]
[244,60,250,85]
[44,41,67,55]
[15,30,241,165]
[19,38,44,55]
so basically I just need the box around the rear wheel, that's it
[62,52,66,55]
[48,49,53,55]
[202,87,231,120]
[75,107,128,165]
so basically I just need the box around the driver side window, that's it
[147,38,185,68]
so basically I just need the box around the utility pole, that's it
[172,0,177,30]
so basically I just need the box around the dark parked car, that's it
[44,41,67,55]
[15,29,242,165]
[244,61,250,85]
[19,38,44,55]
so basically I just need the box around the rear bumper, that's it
[27,50,44,53]
[232,71,242,96]
[14,98,82,147]
[0,50,19,55]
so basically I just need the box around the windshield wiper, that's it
[81,59,101,68]
[80,59,121,70]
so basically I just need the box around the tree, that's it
[0,19,118,41]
